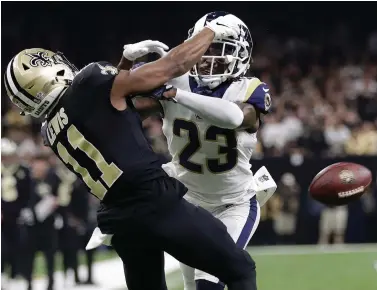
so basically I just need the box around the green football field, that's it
[25,244,377,290]
[166,245,377,290]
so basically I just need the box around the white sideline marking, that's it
[23,244,377,290]
[23,253,180,290]
[248,244,377,256]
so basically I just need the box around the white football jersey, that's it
[161,73,272,206]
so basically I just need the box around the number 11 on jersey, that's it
[57,125,123,200]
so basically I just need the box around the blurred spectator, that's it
[260,114,285,152]
[1,139,32,289]
[23,154,59,290]
[324,116,351,156]
[318,205,348,245]
[273,173,300,245]
[344,122,377,155]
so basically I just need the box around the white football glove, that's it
[123,40,169,61]
[204,15,241,39]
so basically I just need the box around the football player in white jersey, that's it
[126,11,275,290]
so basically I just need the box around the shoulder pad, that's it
[75,61,119,86]
[243,78,272,114]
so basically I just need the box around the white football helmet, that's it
[188,11,253,89]
[4,48,78,118]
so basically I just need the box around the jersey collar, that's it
[189,76,232,98]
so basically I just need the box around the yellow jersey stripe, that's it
[243,78,262,102]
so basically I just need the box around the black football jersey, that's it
[41,62,165,202]
[1,164,32,223]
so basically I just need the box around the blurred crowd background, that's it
[1,2,377,290]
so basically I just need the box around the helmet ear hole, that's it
[56,70,65,77]
[22,63,30,70]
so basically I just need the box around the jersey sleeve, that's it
[243,78,272,114]
[69,61,119,111]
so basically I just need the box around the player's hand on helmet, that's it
[123,40,169,61]
[205,15,241,39]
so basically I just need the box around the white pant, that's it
[180,194,261,289]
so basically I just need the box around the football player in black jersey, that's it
[72,180,98,285]
[4,16,257,290]
[53,160,83,285]
[1,138,32,288]
[23,154,59,290]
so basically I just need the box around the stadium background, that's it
[2,2,377,290]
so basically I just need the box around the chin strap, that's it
[42,86,69,118]
[196,75,228,89]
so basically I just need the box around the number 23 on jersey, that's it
[173,119,238,174]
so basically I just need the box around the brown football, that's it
[309,162,372,206]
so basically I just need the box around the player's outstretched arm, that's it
[110,15,240,108]
[165,76,272,131]
[131,87,261,128]
[162,87,264,132]
[111,28,214,102]
[163,88,245,129]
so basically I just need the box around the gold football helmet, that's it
[4,48,78,118]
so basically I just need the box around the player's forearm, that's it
[165,28,214,78]
[121,29,215,95]
[236,102,260,132]
[174,89,244,129]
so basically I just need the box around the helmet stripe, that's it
[6,58,37,108]
[9,57,41,104]
[4,74,34,112]
[205,11,228,22]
